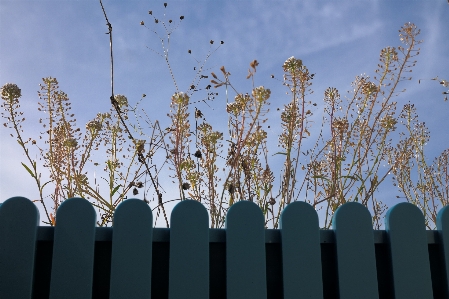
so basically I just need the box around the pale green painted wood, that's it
[333,202,379,299]
[437,205,449,297]
[385,202,433,299]
[110,199,153,299]
[280,201,323,299]
[49,198,96,299]
[226,201,267,299]
[0,197,39,299]
[169,200,209,299]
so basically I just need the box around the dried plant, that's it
[298,23,426,228]
[389,104,448,229]
[273,57,315,226]
[2,2,447,230]
[1,78,161,226]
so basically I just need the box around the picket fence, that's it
[0,196,448,299]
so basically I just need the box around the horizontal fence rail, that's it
[0,196,448,299]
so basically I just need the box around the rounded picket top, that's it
[226,200,264,228]
[385,201,426,230]
[171,199,209,227]
[55,197,96,225]
[113,198,153,226]
[0,196,39,226]
[280,201,319,229]
[332,201,372,230]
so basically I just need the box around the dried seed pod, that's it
[195,109,203,118]
[194,150,202,158]
[228,183,234,194]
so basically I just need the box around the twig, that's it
[98,0,169,227]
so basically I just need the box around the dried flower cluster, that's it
[2,8,447,229]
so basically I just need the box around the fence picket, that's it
[110,199,153,299]
[49,198,96,299]
[169,200,209,299]
[333,202,379,299]
[280,201,323,299]
[385,202,433,299]
[0,197,39,298]
[1,196,447,298]
[437,205,449,297]
[226,201,267,299]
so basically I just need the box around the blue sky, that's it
[1,0,448,227]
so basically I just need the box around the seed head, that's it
[332,118,349,135]
[282,56,303,73]
[361,82,378,96]
[63,138,78,148]
[86,120,102,132]
[252,86,271,103]
[134,139,145,153]
[381,47,398,62]
[114,94,128,108]
[380,115,397,131]
[171,92,189,105]
[1,83,21,101]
